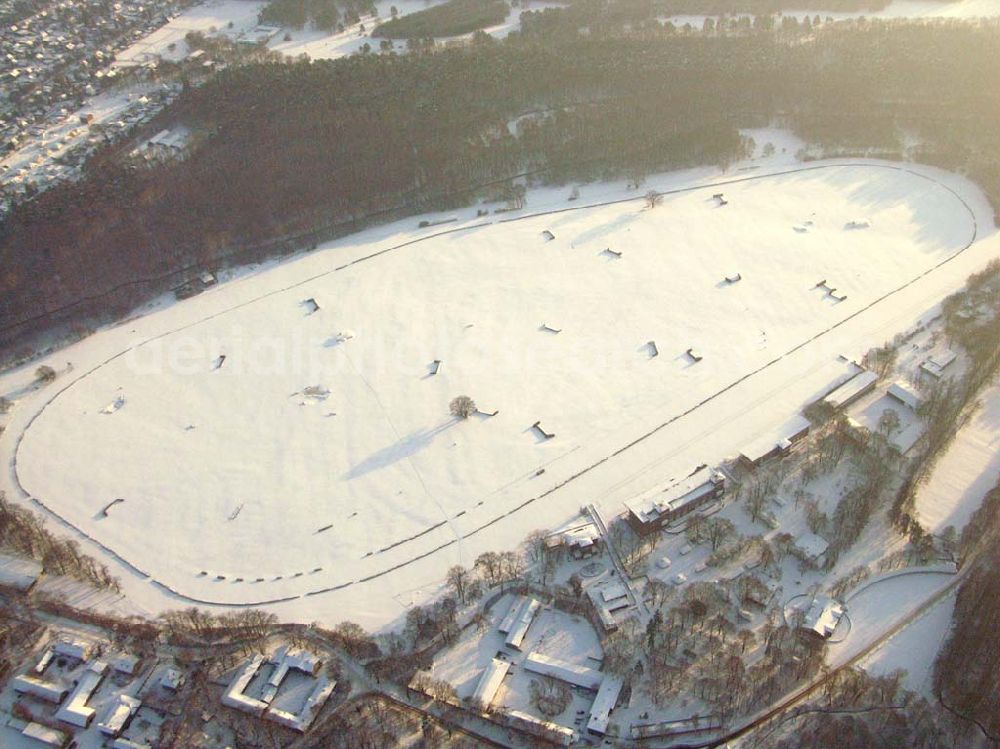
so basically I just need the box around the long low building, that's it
[11,674,69,703]
[266,677,336,732]
[221,655,268,717]
[505,598,541,651]
[56,660,107,728]
[625,467,726,535]
[505,709,575,747]
[97,694,141,737]
[738,415,811,469]
[21,722,69,748]
[471,658,510,710]
[822,369,878,410]
[587,675,624,736]
[523,652,602,691]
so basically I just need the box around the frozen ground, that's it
[858,589,956,699]
[666,0,1000,27]
[2,144,998,628]
[113,0,268,66]
[913,381,1000,534]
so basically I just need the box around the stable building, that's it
[738,415,811,469]
[587,675,624,736]
[471,658,510,710]
[822,370,878,410]
[625,466,726,535]
[504,597,541,651]
[56,660,107,728]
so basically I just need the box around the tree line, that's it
[3,21,1000,358]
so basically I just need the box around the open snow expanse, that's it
[666,0,1000,27]
[914,382,1000,534]
[4,157,998,626]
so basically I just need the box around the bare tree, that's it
[449,395,476,419]
[645,189,663,209]
[35,365,56,384]
[446,565,470,603]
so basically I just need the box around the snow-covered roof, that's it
[221,654,267,716]
[21,722,68,747]
[113,738,152,749]
[523,652,602,691]
[504,598,540,650]
[626,466,724,522]
[587,675,624,735]
[801,596,845,638]
[739,415,811,464]
[266,677,335,732]
[52,635,93,661]
[887,381,921,410]
[56,659,107,727]
[497,597,521,635]
[11,674,68,703]
[262,646,322,702]
[471,658,510,709]
[159,667,184,690]
[920,350,956,377]
[506,709,575,745]
[0,553,42,591]
[795,532,829,560]
[109,653,139,676]
[823,370,878,409]
[97,693,141,736]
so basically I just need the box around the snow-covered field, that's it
[113,0,268,66]
[3,153,998,627]
[666,0,1000,28]
[913,382,1000,533]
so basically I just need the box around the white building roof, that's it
[56,659,107,728]
[587,675,624,735]
[740,415,811,464]
[504,598,541,650]
[221,654,267,716]
[471,658,510,709]
[497,597,521,635]
[0,553,42,591]
[52,635,92,661]
[887,381,921,411]
[266,677,335,732]
[97,693,141,736]
[506,709,575,745]
[524,652,602,690]
[921,350,957,377]
[113,739,152,749]
[109,653,139,676]
[801,596,845,638]
[11,674,68,703]
[159,667,184,690]
[21,722,68,747]
[823,370,877,409]
[626,466,724,522]
[795,532,829,560]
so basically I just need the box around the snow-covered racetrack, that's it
[9,161,992,617]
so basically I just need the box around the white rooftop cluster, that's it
[221,646,335,732]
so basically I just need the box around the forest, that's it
[372,0,510,38]
[1,21,1000,361]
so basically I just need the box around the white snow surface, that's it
[666,0,1000,27]
[914,381,1000,534]
[3,152,999,629]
